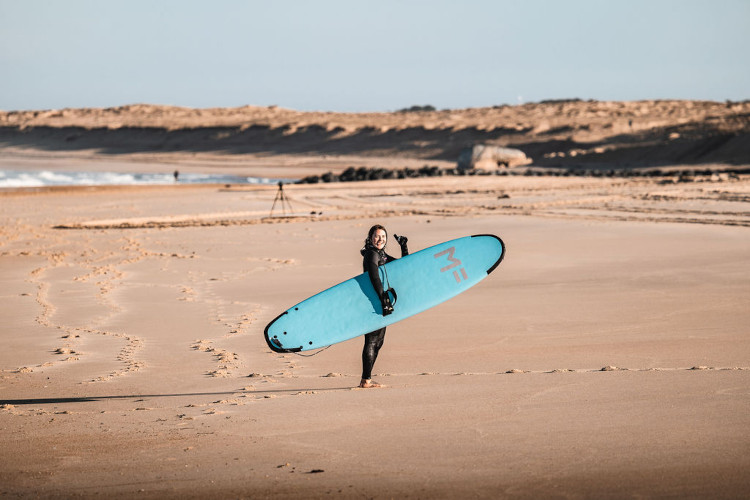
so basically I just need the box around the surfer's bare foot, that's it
[359,379,383,388]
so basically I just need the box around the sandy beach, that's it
[5,0,750,490]
[1,99,749,498]
[1,157,749,498]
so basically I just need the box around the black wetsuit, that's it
[361,242,408,380]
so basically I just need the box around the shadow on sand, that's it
[0,386,352,406]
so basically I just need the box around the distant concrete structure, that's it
[458,144,531,170]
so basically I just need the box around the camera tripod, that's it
[270,181,294,217]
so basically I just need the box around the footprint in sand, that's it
[178,286,197,302]
[192,339,241,377]
[87,332,144,383]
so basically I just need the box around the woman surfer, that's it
[359,224,409,388]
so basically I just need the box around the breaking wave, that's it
[0,169,293,188]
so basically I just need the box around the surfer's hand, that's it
[394,234,409,256]
[380,292,394,316]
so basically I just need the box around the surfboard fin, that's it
[268,336,302,353]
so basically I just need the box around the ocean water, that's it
[0,169,294,188]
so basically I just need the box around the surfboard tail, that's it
[264,311,303,353]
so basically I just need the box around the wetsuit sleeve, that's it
[364,249,385,298]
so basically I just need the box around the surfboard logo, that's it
[434,246,468,283]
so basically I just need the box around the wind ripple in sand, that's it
[137,364,750,413]
[410,365,750,376]
[52,212,405,230]
[48,176,750,230]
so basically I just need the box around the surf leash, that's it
[382,263,397,306]
[292,344,333,357]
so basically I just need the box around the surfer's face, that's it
[371,229,387,250]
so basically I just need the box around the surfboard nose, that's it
[471,234,505,274]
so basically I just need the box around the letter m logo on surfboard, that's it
[434,246,468,283]
[264,234,506,353]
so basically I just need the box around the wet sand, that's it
[1,173,749,498]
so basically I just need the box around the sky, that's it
[1,0,749,112]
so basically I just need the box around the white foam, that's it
[0,169,293,188]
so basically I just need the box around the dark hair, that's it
[362,224,387,253]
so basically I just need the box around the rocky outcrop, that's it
[457,144,531,169]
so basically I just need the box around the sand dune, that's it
[2,100,749,170]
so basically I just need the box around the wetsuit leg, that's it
[361,327,386,380]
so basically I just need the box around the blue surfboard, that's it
[264,234,505,353]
